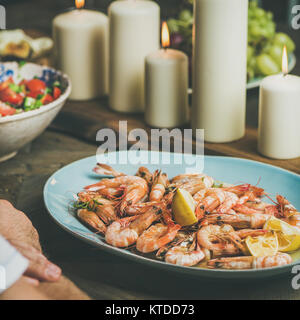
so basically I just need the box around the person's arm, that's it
[0,277,48,300]
[0,200,90,300]
[38,276,90,300]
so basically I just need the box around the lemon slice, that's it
[264,217,300,252]
[245,231,278,257]
[172,188,197,226]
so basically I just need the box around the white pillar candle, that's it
[53,1,109,100]
[145,22,188,128]
[192,0,248,142]
[258,74,300,159]
[109,0,160,113]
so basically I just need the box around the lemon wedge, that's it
[264,217,300,252]
[172,188,197,226]
[245,231,278,257]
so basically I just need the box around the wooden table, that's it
[1,0,300,300]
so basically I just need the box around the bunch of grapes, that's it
[167,0,296,82]
[247,1,295,80]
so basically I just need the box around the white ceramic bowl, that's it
[0,62,71,162]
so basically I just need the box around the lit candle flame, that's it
[282,45,288,75]
[161,21,170,49]
[75,0,85,9]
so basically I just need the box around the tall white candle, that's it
[109,0,160,113]
[258,73,300,159]
[192,0,248,142]
[53,1,109,100]
[145,22,188,128]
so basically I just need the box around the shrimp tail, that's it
[93,163,125,177]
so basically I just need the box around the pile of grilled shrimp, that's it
[74,163,299,270]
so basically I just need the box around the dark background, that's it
[0,0,298,34]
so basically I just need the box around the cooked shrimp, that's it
[208,253,292,270]
[105,207,161,247]
[171,173,211,185]
[85,176,148,215]
[234,204,263,215]
[85,175,145,190]
[286,214,300,230]
[276,195,298,218]
[197,225,242,257]
[156,230,190,259]
[77,191,99,203]
[136,167,153,185]
[242,202,278,216]
[165,233,205,267]
[203,213,271,229]
[235,229,268,238]
[171,174,214,195]
[94,197,118,224]
[76,192,118,224]
[149,170,168,201]
[77,209,107,234]
[119,180,149,214]
[224,184,265,204]
[264,205,279,216]
[124,201,164,216]
[136,223,181,253]
[93,163,125,177]
[194,188,226,219]
[217,191,239,214]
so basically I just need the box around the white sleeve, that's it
[0,235,28,294]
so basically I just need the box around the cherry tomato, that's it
[0,77,13,91]
[53,87,61,100]
[40,94,54,105]
[0,102,16,116]
[27,91,42,99]
[26,79,46,94]
[0,87,24,106]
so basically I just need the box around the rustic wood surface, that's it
[1,0,300,299]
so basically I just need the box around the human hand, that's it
[0,200,40,250]
[9,239,61,283]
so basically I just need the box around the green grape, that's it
[247,46,255,61]
[247,67,255,81]
[248,57,257,70]
[167,19,180,33]
[249,25,263,38]
[268,44,284,65]
[174,0,296,82]
[273,33,296,52]
[179,10,193,24]
[254,8,265,18]
[262,42,272,53]
[256,54,280,76]
[249,1,258,9]
[248,19,260,29]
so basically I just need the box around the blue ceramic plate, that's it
[44,151,300,279]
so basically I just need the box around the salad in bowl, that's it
[0,61,71,162]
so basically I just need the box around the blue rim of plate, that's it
[43,153,300,279]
